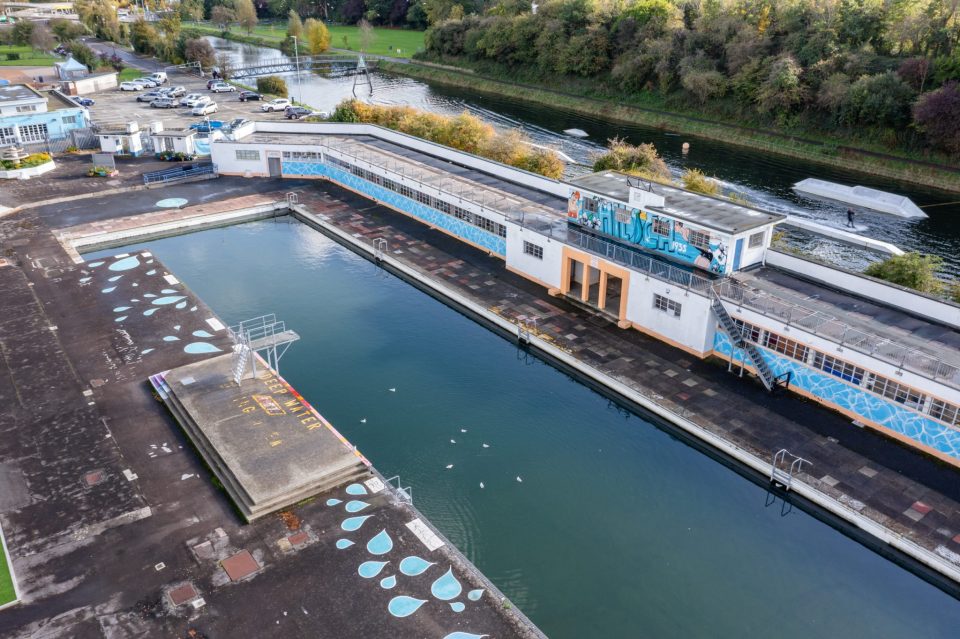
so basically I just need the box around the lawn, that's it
[0,535,15,607]
[0,44,58,67]
[118,67,143,81]
[185,21,424,58]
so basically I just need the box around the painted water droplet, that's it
[399,556,434,577]
[442,633,488,639]
[345,500,369,513]
[131,298,140,302]
[132,283,138,287]
[341,515,372,532]
[163,336,180,342]
[146,259,154,264]
[156,197,188,208]
[144,293,157,298]
[79,277,92,283]
[366,529,393,555]
[450,602,465,613]
[101,286,116,293]
[326,498,342,506]
[358,560,389,578]
[346,484,367,495]
[108,275,124,282]
[87,261,104,268]
[192,329,214,338]
[430,567,462,601]
[161,289,177,294]
[108,256,141,271]
[113,306,131,312]
[141,348,154,355]
[152,295,186,306]
[146,269,157,275]
[380,575,397,589]
[467,589,484,602]
[114,316,127,322]
[176,302,187,309]
[335,539,354,550]
[184,342,222,354]
[190,306,198,311]
[174,325,181,331]
[143,308,159,316]
[388,596,426,618]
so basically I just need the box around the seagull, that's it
[445,464,454,469]
[360,418,366,423]
[450,439,456,444]
[479,482,485,489]
[482,443,490,448]
[516,476,523,482]
[388,388,396,392]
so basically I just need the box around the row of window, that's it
[325,154,508,239]
[732,318,960,427]
[282,150,320,161]
[654,293,682,317]
[235,149,260,161]
[523,240,543,260]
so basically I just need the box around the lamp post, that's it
[292,36,303,105]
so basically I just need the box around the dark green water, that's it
[89,219,960,638]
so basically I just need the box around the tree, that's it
[177,0,204,21]
[184,37,216,68]
[12,20,34,45]
[816,72,851,118]
[359,19,374,51]
[843,72,914,128]
[681,69,727,104]
[50,18,87,42]
[304,18,330,54]
[211,4,236,30]
[29,23,55,53]
[257,75,289,97]
[897,57,931,91]
[130,19,160,55]
[216,52,233,79]
[68,41,98,68]
[756,55,805,114]
[287,9,303,38]
[864,252,943,294]
[913,82,960,156]
[235,0,258,34]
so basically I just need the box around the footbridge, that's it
[226,55,381,79]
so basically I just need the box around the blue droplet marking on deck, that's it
[336,539,354,549]
[141,348,154,355]
[152,295,186,305]
[467,589,484,601]
[156,197,188,208]
[161,289,177,294]
[79,277,91,283]
[388,596,426,618]
[443,633,488,639]
[108,275,123,282]
[380,575,397,589]
[450,602,465,613]
[366,529,393,555]
[113,306,130,312]
[115,316,127,322]
[326,498,342,506]
[341,515,372,531]
[176,301,187,309]
[358,560,389,578]
[431,567,462,601]
[101,286,116,293]
[346,483,367,495]
[193,330,214,338]
[108,256,140,271]
[144,294,156,298]
[87,261,104,268]
[399,556,433,576]
[163,336,180,342]
[143,308,158,316]
[345,500,369,513]
[184,342,222,354]
[146,269,157,275]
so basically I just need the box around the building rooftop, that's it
[569,171,785,235]
[0,83,44,105]
[153,128,196,138]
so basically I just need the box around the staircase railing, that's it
[711,290,776,392]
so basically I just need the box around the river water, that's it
[88,220,960,638]
[208,36,960,276]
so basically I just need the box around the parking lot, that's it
[86,70,294,132]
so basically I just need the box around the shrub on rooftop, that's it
[592,138,671,182]
[864,252,943,294]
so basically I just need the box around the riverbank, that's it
[384,61,960,193]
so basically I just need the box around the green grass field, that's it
[185,21,424,58]
[0,44,58,67]
[0,536,15,607]
[118,67,142,81]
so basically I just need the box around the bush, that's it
[1,152,52,170]
[257,75,288,97]
[592,137,671,181]
[681,169,720,195]
[864,252,943,294]
[913,82,960,157]
[5,52,20,61]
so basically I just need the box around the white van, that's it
[148,72,168,84]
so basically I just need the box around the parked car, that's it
[137,90,164,103]
[261,98,290,112]
[284,106,322,120]
[189,120,225,132]
[119,81,144,91]
[210,82,236,93]
[184,95,212,108]
[148,72,167,84]
[206,78,224,90]
[150,97,178,109]
[180,93,203,106]
[75,97,95,107]
[226,117,251,129]
[163,85,186,98]
[135,78,158,88]
[238,90,261,102]
[192,102,219,116]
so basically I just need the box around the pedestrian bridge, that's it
[226,55,380,79]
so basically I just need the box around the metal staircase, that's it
[711,291,777,392]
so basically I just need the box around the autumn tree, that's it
[211,4,236,30]
[287,9,303,38]
[235,0,259,35]
[304,18,330,54]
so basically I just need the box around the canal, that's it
[209,36,960,276]
[88,218,960,638]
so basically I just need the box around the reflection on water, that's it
[210,37,960,275]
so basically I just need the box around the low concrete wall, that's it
[766,249,960,330]
[0,160,56,180]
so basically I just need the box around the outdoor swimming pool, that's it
[87,218,960,638]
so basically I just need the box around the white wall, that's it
[505,223,564,289]
[211,141,269,176]
[765,249,960,330]
[626,277,715,354]
[735,229,768,270]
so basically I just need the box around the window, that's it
[653,217,671,236]
[688,229,711,250]
[732,318,762,343]
[0,127,15,144]
[866,374,926,408]
[614,207,632,224]
[235,149,260,161]
[812,353,864,385]
[763,332,809,362]
[16,104,38,113]
[749,231,765,248]
[930,399,960,426]
[653,293,681,317]
[19,123,47,142]
[523,241,543,260]
[62,115,78,125]
[583,198,597,212]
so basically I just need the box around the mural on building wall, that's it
[568,191,728,274]
[713,331,960,460]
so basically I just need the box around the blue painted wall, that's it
[713,331,960,460]
[2,108,87,140]
[283,160,507,256]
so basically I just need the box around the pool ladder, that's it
[771,449,810,491]
[518,318,537,345]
